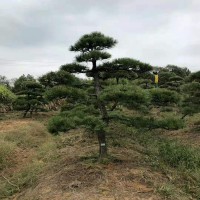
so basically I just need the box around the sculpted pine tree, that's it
[69,32,117,157]
[48,32,152,159]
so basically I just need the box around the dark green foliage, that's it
[157,65,190,91]
[99,58,152,84]
[111,114,184,130]
[60,63,86,73]
[45,85,87,103]
[158,71,176,86]
[39,70,79,88]
[13,74,35,92]
[159,141,200,169]
[76,51,111,62]
[101,84,150,110]
[48,105,105,135]
[14,81,46,117]
[48,115,76,134]
[189,71,200,82]
[169,76,184,82]
[70,32,117,52]
[166,65,191,78]
[158,117,184,130]
[149,88,180,106]
[181,82,200,117]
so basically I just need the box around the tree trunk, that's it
[23,104,31,118]
[97,131,107,158]
[92,60,109,158]
[116,77,119,84]
[23,109,29,118]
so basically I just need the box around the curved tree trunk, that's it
[92,60,109,158]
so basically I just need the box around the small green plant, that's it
[157,184,176,198]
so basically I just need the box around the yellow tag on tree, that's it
[155,74,158,83]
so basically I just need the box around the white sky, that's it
[0,0,200,79]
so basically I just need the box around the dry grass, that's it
[0,119,59,199]
[161,113,200,147]
[0,112,199,200]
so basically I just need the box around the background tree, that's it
[181,71,200,119]
[14,81,46,117]
[155,65,190,91]
[99,58,152,85]
[39,70,80,88]
[166,65,191,78]
[13,74,35,92]
[0,85,16,112]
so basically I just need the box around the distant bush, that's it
[149,88,180,106]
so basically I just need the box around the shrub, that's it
[149,88,180,106]
[0,85,16,105]
[48,116,74,134]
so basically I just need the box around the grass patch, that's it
[37,140,60,162]
[133,131,200,199]
[0,140,16,170]
[0,160,45,198]
[159,141,200,169]
[157,183,176,198]
[0,120,61,198]
[4,122,49,148]
[108,122,200,199]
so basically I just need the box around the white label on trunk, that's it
[101,143,106,146]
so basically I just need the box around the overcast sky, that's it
[0,0,199,79]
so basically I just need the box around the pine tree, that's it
[48,32,153,158]
[14,81,46,117]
